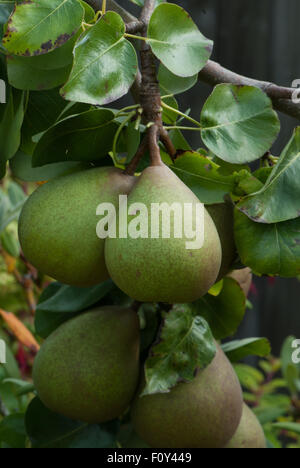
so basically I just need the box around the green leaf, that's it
[148,3,213,78]
[79,0,95,23]
[201,84,280,164]
[10,151,86,182]
[222,338,271,362]
[0,228,20,257]
[172,151,235,204]
[0,181,26,232]
[273,422,300,435]
[25,397,119,448]
[142,304,216,396]
[6,31,78,91]
[194,277,246,340]
[32,109,118,166]
[0,414,26,449]
[255,407,287,425]
[237,127,300,223]
[234,209,300,277]
[61,12,138,105]
[158,64,198,95]
[234,364,264,391]
[0,1,15,40]
[35,280,114,338]
[2,0,84,56]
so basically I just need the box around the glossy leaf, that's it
[201,84,280,164]
[158,64,198,95]
[61,12,138,105]
[26,397,118,448]
[35,280,114,338]
[148,4,212,78]
[0,181,26,231]
[273,422,300,435]
[2,0,84,56]
[172,151,235,204]
[0,0,15,40]
[194,278,246,340]
[234,210,300,277]
[222,338,271,362]
[6,33,78,91]
[32,109,118,166]
[142,304,216,396]
[237,127,300,223]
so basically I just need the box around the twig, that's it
[124,134,148,175]
[159,127,177,161]
[199,60,300,120]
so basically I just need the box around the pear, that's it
[18,167,135,287]
[225,403,266,448]
[228,267,252,297]
[105,164,222,303]
[131,345,243,448]
[33,306,140,423]
[206,202,236,281]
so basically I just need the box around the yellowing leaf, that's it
[0,309,40,352]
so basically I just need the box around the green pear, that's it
[131,345,243,448]
[228,267,252,297]
[206,202,236,281]
[18,167,136,287]
[33,306,140,423]
[225,403,266,448]
[105,164,222,303]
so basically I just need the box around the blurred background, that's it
[127,0,300,354]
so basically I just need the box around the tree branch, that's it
[199,60,300,120]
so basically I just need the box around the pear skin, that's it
[131,345,243,448]
[225,403,266,448]
[19,167,136,287]
[33,307,140,423]
[228,268,252,297]
[105,164,222,303]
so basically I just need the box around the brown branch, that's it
[159,127,177,161]
[126,21,144,34]
[123,134,148,175]
[199,60,300,120]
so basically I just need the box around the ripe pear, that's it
[105,164,222,303]
[33,306,140,423]
[131,345,243,448]
[18,167,135,287]
[225,403,266,448]
[228,268,252,297]
[206,202,236,281]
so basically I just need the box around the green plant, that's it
[0,0,299,449]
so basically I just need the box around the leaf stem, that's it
[102,0,106,15]
[161,101,202,128]
[124,33,148,42]
[164,126,201,132]
[112,110,137,164]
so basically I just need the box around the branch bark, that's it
[199,60,300,120]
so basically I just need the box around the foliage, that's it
[0,0,299,448]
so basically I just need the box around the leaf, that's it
[237,127,300,223]
[35,280,114,338]
[61,12,138,105]
[234,364,264,391]
[255,407,287,425]
[0,414,26,449]
[32,109,118,166]
[234,209,300,277]
[0,181,26,232]
[273,422,300,435]
[147,3,213,78]
[172,151,235,204]
[0,308,40,352]
[2,0,84,56]
[10,150,86,182]
[222,338,271,362]
[194,277,246,340]
[6,31,78,91]
[201,84,280,164]
[0,1,15,40]
[158,64,198,95]
[142,304,216,396]
[25,397,119,448]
